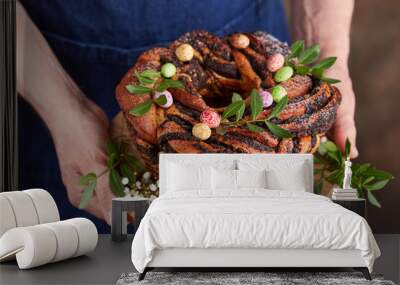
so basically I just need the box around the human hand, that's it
[50,97,115,224]
[326,66,358,158]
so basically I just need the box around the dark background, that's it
[350,1,400,233]
[286,0,400,233]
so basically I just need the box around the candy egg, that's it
[271,85,287,103]
[175,44,194,62]
[160,63,176,78]
[267,53,285,72]
[274,66,294,83]
[153,90,173,108]
[192,123,211,140]
[200,109,221,128]
[230,33,250,49]
[259,91,273,108]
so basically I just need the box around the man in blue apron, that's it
[16,0,356,233]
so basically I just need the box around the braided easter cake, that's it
[116,30,341,173]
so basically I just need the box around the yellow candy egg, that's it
[175,44,194,62]
[230,33,250,49]
[192,123,211,140]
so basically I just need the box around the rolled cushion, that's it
[65,218,98,257]
[0,196,17,237]
[23,189,60,224]
[0,226,57,268]
[0,191,39,227]
[0,189,60,239]
[42,221,79,262]
[0,218,98,269]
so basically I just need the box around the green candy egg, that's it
[271,85,287,102]
[274,66,294,83]
[161,63,177,78]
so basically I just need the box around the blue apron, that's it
[19,0,289,233]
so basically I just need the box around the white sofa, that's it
[0,189,98,269]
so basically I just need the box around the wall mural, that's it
[17,3,394,232]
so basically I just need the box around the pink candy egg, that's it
[200,109,221,128]
[267,53,285,73]
[259,90,273,108]
[153,91,173,108]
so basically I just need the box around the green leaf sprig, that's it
[125,69,183,116]
[314,138,394,207]
[287,40,340,84]
[78,140,147,209]
[218,89,292,139]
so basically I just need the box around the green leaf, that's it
[365,179,390,191]
[362,176,375,186]
[265,121,292,138]
[79,172,97,186]
[318,143,328,155]
[156,79,183,92]
[236,103,245,121]
[106,140,119,156]
[109,169,125,197]
[231,93,245,121]
[78,180,96,209]
[153,94,167,106]
[321,77,341,84]
[120,163,137,185]
[313,57,337,70]
[135,71,155,85]
[323,141,339,152]
[325,169,342,184]
[295,65,311,75]
[222,100,245,120]
[267,95,288,120]
[353,163,371,175]
[289,40,305,58]
[125,155,146,172]
[128,99,153,116]
[311,67,324,79]
[107,152,118,168]
[232,92,243,102]
[313,155,322,164]
[345,138,351,158]
[367,190,381,208]
[327,149,343,165]
[140,70,161,79]
[314,180,323,195]
[363,168,394,180]
[299,44,320,65]
[250,89,263,120]
[125,84,152,95]
[246,123,264,133]
[313,56,337,70]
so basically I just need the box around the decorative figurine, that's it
[332,157,358,200]
[343,158,353,190]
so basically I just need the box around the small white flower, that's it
[321,136,327,143]
[136,181,142,189]
[149,184,157,191]
[142,171,151,180]
[121,177,129,185]
[134,172,138,175]
[151,194,157,198]
[124,187,130,194]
